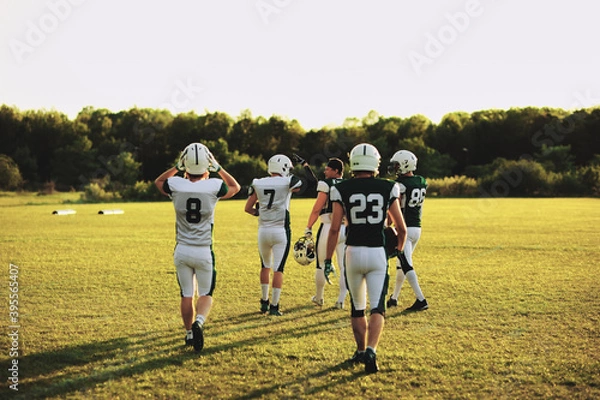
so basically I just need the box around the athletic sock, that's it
[393,271,406,299]
[195,315,205,327]
[271,288,282,306]
[337,286,348,304]
[405,270,424,301]
[261,284,270,300]
[315,268,326,299]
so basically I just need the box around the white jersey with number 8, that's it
[165,176,228,246]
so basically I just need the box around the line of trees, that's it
[0,104,599,199]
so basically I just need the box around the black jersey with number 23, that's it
[330,177,400,248]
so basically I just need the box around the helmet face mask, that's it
[293,236,315,266]
[387,161,400,176]
[349,143,381,173]
[182,143,210,175]
[268,154,293,177]
[390,150,417,175]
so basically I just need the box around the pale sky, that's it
[1,0,599,130]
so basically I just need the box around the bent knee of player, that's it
[351,309,366,318]
[371,306,385,317]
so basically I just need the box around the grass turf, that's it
[0,194,598,399]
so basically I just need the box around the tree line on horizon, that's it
[0,104,599,199]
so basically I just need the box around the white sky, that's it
[1,0,599,130]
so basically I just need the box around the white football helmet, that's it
[349,143,381,173]
[181,143,210,175]
[390,150,417,175]
[293,236,315,266]
[268,154,293,177]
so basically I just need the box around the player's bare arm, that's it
[325,201,343,260]
[306,191,328,230]
[206,151,241,199]
[154,167,178,196]
[388,198,407,252]
[217,168,241,199]
[244,192,259,216]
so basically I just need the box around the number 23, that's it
[349,193,385,224]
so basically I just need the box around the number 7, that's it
[264,189,275,209]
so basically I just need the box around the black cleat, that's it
[347,350,366,364]
[405,299,429,312]
[387,297,398,308]
[191,321,204,352]
[364,348,379,373]
[269,304,283,316]
[260,299,269,313]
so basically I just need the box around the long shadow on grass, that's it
[212,302,334,325]
[234,360,366,400]
[212,302,340,324]
[13,307,355,399]
[14,330,195,400]
[202,305,349,354]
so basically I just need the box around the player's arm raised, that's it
[217,168,241,199]
[154,167,178,197]
[207,151,241,199]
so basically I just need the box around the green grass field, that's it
[1,193,599,399]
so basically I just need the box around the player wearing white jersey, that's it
[305,158,347,309]
[325,143,408,374]
[155,143,240,352]
[244,154,312,316]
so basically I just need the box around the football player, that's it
[325,143,408,374]
[305,158,347,309]
[244,154,315,316]
[386,150,429,312]
[155,143,241,352]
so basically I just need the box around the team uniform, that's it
[330,177,400,314]
[156,141,241,352]
[387,148,428,311]
[250,175,303,273]
[163,176,228,298]
[314,178,347,303]
[396,175,427,267]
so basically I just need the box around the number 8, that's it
[186,198,202,223]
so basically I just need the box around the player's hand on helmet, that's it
[206,150,221,172]
[292,153,306,165]
[324,259,335,285]
[176,149,186,172]
[304,227,312,239]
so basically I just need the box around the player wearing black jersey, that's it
[386,150,429,312]
[325,143,407,373]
